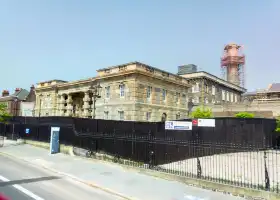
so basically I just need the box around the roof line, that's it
[96,61,246,91]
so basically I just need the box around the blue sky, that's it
[0,0,279,92]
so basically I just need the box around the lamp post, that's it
[89,82,102,119]
[12,98,18,140]
[38,98,42,118]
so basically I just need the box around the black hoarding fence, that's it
[0,116,279,193]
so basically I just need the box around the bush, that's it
[235,112,255,118]
[276,116,280,132]
[191,107,213,118]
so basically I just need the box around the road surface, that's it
[0,154,124,200]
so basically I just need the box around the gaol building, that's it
[34,61,246,121]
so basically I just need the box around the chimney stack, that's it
[15,88,21,92]
[2,90,9,97]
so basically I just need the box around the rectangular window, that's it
[226,92,229,101]
[175,93,180,103]
[104,111,109,119]
[192,83,200,93]
[105,86,110,98]
[234,94,237,102]
[222,90,225,100]
[119,84,125,97]
[162,89,166,101]
[147,86,152,98]
[146,112,151,121]
[205,84,209,93]
[193,96,199,103]
[212,86,216,95]
[182,94,186,103]
[118,111,124,120]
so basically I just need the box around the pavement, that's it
[0,154,124,200]
[0,141,244,200]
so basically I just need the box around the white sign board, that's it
[165,121,192,130]
[197,119,215,127]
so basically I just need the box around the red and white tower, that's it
[221,43,245,87]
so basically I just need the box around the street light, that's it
[89,82,102,119]
[13,98,18,116]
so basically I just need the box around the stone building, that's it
[179,71,246,106]
[34,62,246,121]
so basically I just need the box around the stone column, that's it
[66,94,73,116]
[91,95,97,119]
[83,91,90,117]
[58,94,66,116]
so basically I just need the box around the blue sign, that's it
[25,128,30,134]
[165,121,192,130]
[165,121,174,129]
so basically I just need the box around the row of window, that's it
[105,85,125,98]
[104,84,238,103]
[221,90,238,102]
[104,111,125,120]
[192,83,217,95]
[103,111,181,121]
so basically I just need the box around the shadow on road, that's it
[0,176,61,187]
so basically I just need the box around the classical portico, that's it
[35,79,102,118]
[55,90,97,118]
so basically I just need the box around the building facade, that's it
[20,85,36,116]
[0,86,36,116]
[34,62,246,121]
[180,71,245,107]
[0,88,30,116]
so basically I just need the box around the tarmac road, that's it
[0,154,124,200]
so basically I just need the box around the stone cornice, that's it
[35,68,191,93]
[35,78,97,92]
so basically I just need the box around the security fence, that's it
[0,116,279,193]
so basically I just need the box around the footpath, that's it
[0,142,243,200]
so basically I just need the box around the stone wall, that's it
[210,101,280,118]
[213,111,274,118]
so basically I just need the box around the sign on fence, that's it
[197,119,215,127]
[165,121,192,130]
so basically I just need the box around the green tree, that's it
[0,103,11,123]
[235,112,255,118]
[191,107,213,118]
